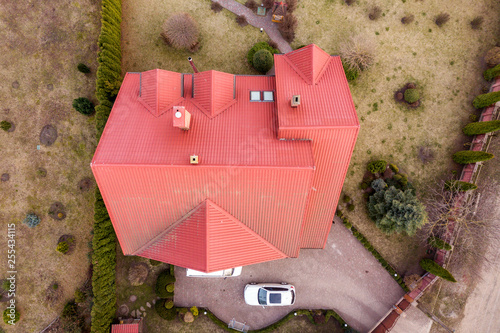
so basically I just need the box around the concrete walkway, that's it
[213,0,293,53]
[175,217,405,332]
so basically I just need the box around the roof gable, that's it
[135,199,287,272]
[284,44,331,85]
[138,69,184,117]
[192,70,236,118]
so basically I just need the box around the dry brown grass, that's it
[0,0,99,331]
[293,0,500,274]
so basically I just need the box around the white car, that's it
[186,267,242,277]
[244,283,296,306]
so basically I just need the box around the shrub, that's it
[452,151,494,164]
[244,0,257,11]
[404,89,420,103]
[368,6,382,20]
[371,178,387,192]
[155,270,176,298]
[23,213,40,228]
[247,42,279,65]
[73,97,95,115]
[463,120,500,135]
[360,182,368,190]
[396,173,408,186]
[3,308,19,325]
[484,64,500,81]
[155,299,177,320]
[166,283,175,293]
[389,163,399,173]
[252,49,274,73]
[427,236,453,251]
[287,0,298,13]
[77,63,91,73]
[470,16,484,30]
[74,289,86,303]
[236,15,248,27]
[262,0,274,9]
[150,259,162,266]
[278,14,298,43]
[367,186,428,236]
[339,36,375,72]
[165,300,174,309]
[367,160,387,174]
[0,121,12,131]
[485,47,500,68]
[190,306,199,316]
[211,2,223,12]
[419,259,456,282]
[342,60,360,81]
[57,241,69,254]
[128,264,149,286]
[344,0,356,5]
[434,13,450,27]
[444,180,478,192]
[401,14,414,25]
[347,204,355,212]
[473,91,500,109]
[161,13,199,50]
[342,195,351,203]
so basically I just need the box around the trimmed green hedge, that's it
[484,64,500,81]
[337,210,409,292]
[452,150,494,164]
[155,269,176,298]
[204,308,355,332]
[473,91,500,109]
[419,259,457,282]
[247,42,279,66]
[444,180,478,192]
[155,299,177,320]
[462,120,500,136]
[253,49,274,73]
[427,236,453,251]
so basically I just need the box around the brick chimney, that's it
[173,106,191,130]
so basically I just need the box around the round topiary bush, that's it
[155,299,177,320]
[155,270,176,298]
[77,63,91,73]
[404,89,420,103]
[166,283,175,293]
[3,308,20,325]
[190,306,199,317]
[72,97,95,116]
[247,42,279,65]
[56,241,69,254]
[367,160,387,174]
[23,213,40,228]
[342,195,351,203]
[252,49,274,73]
[347,204,355,212]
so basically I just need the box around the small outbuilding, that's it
[272,2,288,23]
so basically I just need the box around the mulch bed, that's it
[40,124,58,146]
[78,177,93,191]
[58,234,76,255]
[48,202,66,220]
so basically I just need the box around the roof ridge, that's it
[205,198,210,271]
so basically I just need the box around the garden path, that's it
[212,0,293,53]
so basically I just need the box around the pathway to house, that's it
[212,0,293,53]
[175,218,405,332]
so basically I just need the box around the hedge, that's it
[155,299,177,320]
[155,269,176,298]
[472,91,500,109]
[427,236,453,251]
[247,42,279,66]
[337,210,409,292]
[452,150,494,164]
[462,120,500,136]
[419,259,457,282]
[444,180,477,192]
[484,64,500,81]
[204,308,355,332]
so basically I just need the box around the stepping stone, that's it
[146,302,151,308]
[129,295,137,302]
[131,310,136,317]
[152,299,156,305]
[143,312,147,317]
[140,306,145,312]
[136,310,141,317]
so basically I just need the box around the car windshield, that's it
[258,288,268,305]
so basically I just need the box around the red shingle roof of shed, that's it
[111,323,140,333]
[135,199,287,272]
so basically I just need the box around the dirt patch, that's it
[78,177,93,192]
[40,124,58,146]
[48,201,66,220]
[1,173,9,182]
[58,235,76,255]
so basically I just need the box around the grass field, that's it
[0,0,100,331]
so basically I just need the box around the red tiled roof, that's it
[111,323,140,333]
[91,44,359,271]
[135,199,287,272]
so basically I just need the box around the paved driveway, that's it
[175,217,405,332]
